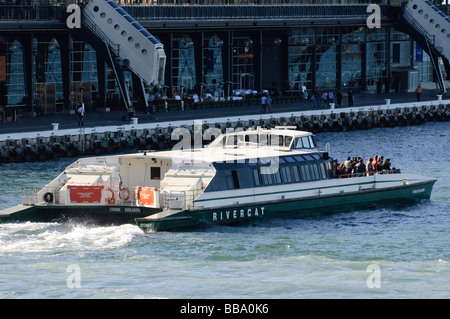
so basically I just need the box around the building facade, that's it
[0,0,448,115]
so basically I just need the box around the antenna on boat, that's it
[325,142,331,155]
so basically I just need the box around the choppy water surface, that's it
[0,122,449,299]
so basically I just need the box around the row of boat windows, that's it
[225,162,332,190]
[222,134,317,149]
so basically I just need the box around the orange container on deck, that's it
[135,187,160,208]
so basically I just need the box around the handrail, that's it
[403,6,436,46]
[124,4,387,21]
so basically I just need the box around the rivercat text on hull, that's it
[0,127,436,230]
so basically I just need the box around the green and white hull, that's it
[136,174,436,232]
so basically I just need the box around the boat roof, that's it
[71,128,321,167]
[121,127,320,164]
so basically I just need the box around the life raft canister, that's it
[43,192,53,203]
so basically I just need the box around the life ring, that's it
[119,187,131,201]
[43,192,53,203]
[105,188,115,204]
[135,187,142,201]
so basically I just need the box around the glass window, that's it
[173,35,196,91]
[203,34,224,95]
[273,171,282,184]
[302,136,311,148]
[151,167,161,180]
[301,165,310,181]
[311,164,320,180]
[262,172,273,185]
[294,166,302,182]
[253,169,262,186]
[281,167,292,183]
[321,163,328,179]
[285,136,293,147]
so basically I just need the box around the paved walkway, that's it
[0,89,448,135]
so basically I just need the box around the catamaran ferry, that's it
[0,127,436,231]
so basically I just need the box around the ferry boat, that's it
[0,127,436,231]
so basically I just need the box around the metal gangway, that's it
[401,0,450,92]
[82,0,166,108]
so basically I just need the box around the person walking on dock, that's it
[347,89,354,107]
[415,85,422,102]
[35,94,42,117]
[77,103,85,126]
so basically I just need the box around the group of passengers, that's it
[336,155,395,177]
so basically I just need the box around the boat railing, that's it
[22,185,40,206]
[335,169,402,179]
[161,189,202,211]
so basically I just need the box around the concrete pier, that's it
[1,95,449,163]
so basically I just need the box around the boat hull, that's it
[135,179,436,232]
[0,204,161,225]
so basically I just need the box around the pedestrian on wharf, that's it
[35,94,42,117]
[347,89,354,107]
[336,90,342,107]
[415,85,422,101]
[77,103,85,126]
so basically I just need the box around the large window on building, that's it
[70,40,99,112]
[288,28,313,92]
[4,40,25,108]
[172,35,196,92]
[341,28,364,89]
[231,32,255,92]
[366,28,388,91]
[203,34,224,97]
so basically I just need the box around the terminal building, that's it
[0,0,449,117]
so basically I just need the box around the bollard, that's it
[132,118,138,125]
[165,101,168,112]
[52,123,59,131]
[329,103,335,110]
[385,99,390,105]
[437,95,442,101]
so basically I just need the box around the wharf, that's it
[0,89,449,163]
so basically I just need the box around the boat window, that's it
[293,155,305,162]
[262,172,273,185]
[274,171,282,184]
[310,136,317,148]
[281,167,292,183]
[231,170,240,189]
[226,135,235,146]
[321,163,328,179]
[278,157,287,164]
[294,137,303,149]
[303,155,315,161]
[284,136,293,147]
[294,166,302,182]
[253,169,262,186]
[301,165,311,181]
[278,135,284,146]
[151,167,161,180]
[311,164,320,180]
[284,156,296,163]
[302,136,311,148]
[259,134,269,146]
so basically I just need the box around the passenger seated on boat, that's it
[380,158,391,173]
[339,162,348,178]
[366,157,374,176]
[344,157,352,171]
[355,158,366,176]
